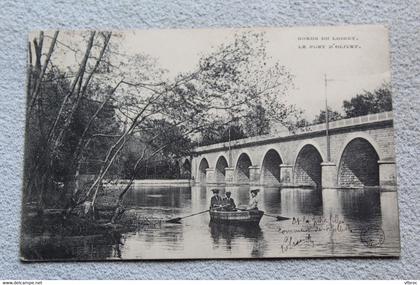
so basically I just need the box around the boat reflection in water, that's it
[209,222,265,257]
[23,184,400,259]
[107,185,398,259]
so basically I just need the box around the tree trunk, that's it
[28,31,58,113]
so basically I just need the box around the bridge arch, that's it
[293,143,324,188]
[234,152,253,184]
[335,132,384,163]
[337,136,380,188]
[260,148,283,185]
[198,157,209,184]
[214,155,229,184]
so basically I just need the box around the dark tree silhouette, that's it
[343,84,392,118]
[313,108,343,124]
[242,104,270,137]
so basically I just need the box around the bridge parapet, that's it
[305,111,393,132]
[194,111,393,154]
[191,111,395,189]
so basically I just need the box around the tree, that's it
[24,31,127,209]
[199,121,246,146]
[80,31,301,217]
[313,108,342,124]
[294,118,310,129]
[343,84,392,118]
[242,104,270,137]
[198,104,270,145]
[24,69,121,206]
[221,124,246,142]
[24,31,302,222]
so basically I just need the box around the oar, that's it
[166,209,210,223]
[263,213,290,221]
[165,205,227,223]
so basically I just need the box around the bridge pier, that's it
[249,165,260,185]
[205,168,215,184]
[192,112,396,189]
[279,164,293,186]
[378,160,396,187]
[321,162,337,188]
[224,167,235,184]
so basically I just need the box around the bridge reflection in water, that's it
[117,184,399,259]
[23,184,399,259]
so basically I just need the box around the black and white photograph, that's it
[20,25,400,260]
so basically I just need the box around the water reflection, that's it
[110,230,125,258]
[209,222,265,257]
[25,184,400,259]
[280,188,323,216]
[121,184,399,258]
[125,186,192,209]
[322,188,381,223]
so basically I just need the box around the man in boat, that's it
[210,189,223,209]
[223,191,236,211]
[247,189,260,210]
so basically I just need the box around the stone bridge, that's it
[190,111,396,189]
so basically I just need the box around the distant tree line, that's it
[198,83,392,146]
[311,83,392,125]
[199,104,270,146]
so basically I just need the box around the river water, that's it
[22,185,400,260]
[117,185,399,259]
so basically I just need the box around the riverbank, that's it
[20,206,165,261]
[103,179,192,187]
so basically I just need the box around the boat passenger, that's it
[247,189,260,210]
[223,191,236,211]
[210,189,222,209]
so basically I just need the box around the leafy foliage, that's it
[242,104,271,137]
[25,69,120,206]
[24,31,301,212]
[199,121,246,146]
[312,108,343,124]
[299,84,393,129]
[343,84,392,117]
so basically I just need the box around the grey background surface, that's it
[0,0,419,279]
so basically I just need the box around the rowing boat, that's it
[209,209,264,225]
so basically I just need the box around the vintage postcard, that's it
[21,25,400,260]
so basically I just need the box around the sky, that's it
[32,25,391,120]
[119,25,391,120]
